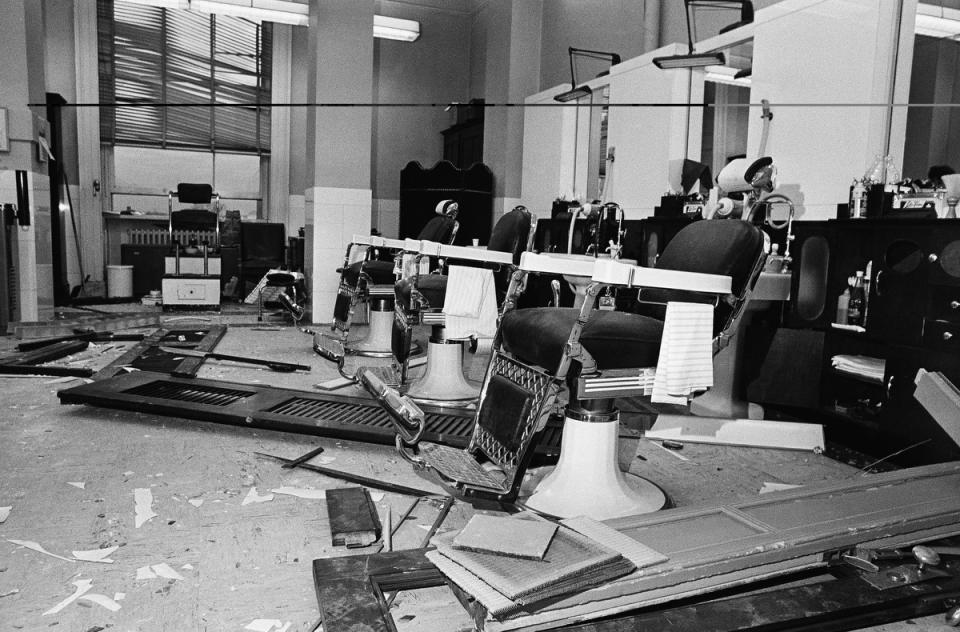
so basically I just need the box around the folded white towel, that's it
[651,302,714,405]
[444,265,498,340]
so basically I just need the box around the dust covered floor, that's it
[0,309,951,631]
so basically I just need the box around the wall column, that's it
[304,0,374,323]
[0,0,51,322]
[482,0,542,221]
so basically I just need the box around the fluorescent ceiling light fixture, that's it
[554,86,592,103]
[654,52,725,69]
[187,0,308,25]
[916,3,960,38]
[374,15,420,42]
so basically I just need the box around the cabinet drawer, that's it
[922,318,960,352]
[929,285,960,322]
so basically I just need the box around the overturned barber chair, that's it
[391,205,535,404]
[360,219,769,519]
[330,200,460,357]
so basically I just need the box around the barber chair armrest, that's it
[417,240,514,265]
[518,252,596,277]
[350,234,407,250]
[591,259,731,295]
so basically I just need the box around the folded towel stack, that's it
[443,265,498,340]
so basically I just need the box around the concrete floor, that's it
[0,305,954,631]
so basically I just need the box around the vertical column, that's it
[0,0,50,322]
[268,24,292,231]
[304,0,374,322]
[73,0,105,283]
[482,0,542,220]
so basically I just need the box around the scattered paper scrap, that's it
[123,471,134,477]
[187,499,204,508]
[759,482,803,494]
[241,487,275,506]
[114,592,126,601]
[43,579,92,615]
[135,566,157,580]
[67,481,86,490]
[0,589,19,598]
[244,619,292,632]
[134,488,157,528]
[6,539,75,563]
[0,506,10,523]
[181,563,194,570]
[152,562,185,580]
[136,562,185,581]
[271,487,326,500]
[79,593,122,612]
[44,376,80,384]
[72,546,119,563]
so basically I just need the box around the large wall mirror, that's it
[903,2,960,182]
[698,40,752,190]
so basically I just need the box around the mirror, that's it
[698,40,752,187]
[902,3,960,182]
[884,240,924,275]
[587,85,611,201]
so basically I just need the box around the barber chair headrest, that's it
[176,183,214,204]
[435,199,459,217]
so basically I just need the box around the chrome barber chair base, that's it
[345,306,394,357]
[405,340,480,405]
[524,416,667,520]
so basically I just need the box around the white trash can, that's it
[106,264,134,298]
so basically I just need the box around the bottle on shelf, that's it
[836,287,850,325]
[850,179,866,218]
[847,271,866,327]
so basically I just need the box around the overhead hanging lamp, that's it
[653,0,752,70]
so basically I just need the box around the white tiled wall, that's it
[305,186,372,323]
[374,198,400,238]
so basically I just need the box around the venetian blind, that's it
[98,0,271,154]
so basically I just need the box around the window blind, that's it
[98,0,271,154]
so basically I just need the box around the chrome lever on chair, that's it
[550,279,561,307]
[359,369,425,446]
[313,332,355,382]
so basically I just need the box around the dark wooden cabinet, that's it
[779,218,960,463]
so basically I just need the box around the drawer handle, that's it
[952,300,960,310]
[945,332,954,341]
[929,253,939,263]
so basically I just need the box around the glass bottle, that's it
[846,271,866,327]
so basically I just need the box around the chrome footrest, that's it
[577,368,656,400]
[419,442,507,492]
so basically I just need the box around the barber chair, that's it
[392,206,535,405]
[331,200,460,357]
[258,269,307,323]
[364,219,768,516]
[161,183,222,310]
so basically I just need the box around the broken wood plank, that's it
[0,340,90,366]
[313,462,960,632]
[12,312,161,339]
[645,415,825,452]
[92,325,227,380]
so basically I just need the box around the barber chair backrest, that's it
[176,183,214,204]
[417,215,457,244]
[638,219,766,336]
[486,205,533,300]
[487,206,532,264]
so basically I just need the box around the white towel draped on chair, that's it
[443,265,498,340]
[651,301,714,405]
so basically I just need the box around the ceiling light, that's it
[187,0,308,25]
[654,52,726,69]
[374,15,420,42]
[554,86,593,103]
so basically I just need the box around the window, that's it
[97,0,272,154]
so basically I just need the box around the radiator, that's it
[127,226,216,246]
